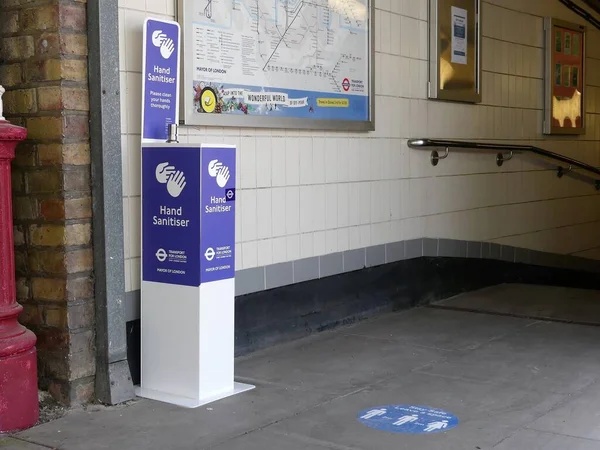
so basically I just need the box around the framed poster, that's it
[544,18,585,135]
[178,0,374,131]
[429,0,482,103]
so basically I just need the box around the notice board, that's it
[544,17,586,135]
[178,0,374,131]
[429,0,482,103]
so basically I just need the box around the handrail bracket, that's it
[430,147,449,166]
[557,165,573,178]
[496,151,513,167]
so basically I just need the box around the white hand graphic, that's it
[152,30,167,47]
[208,159,223,177]
[156,162,176,184]
[216,166,230,188]
[160,38,175,59]
[167,170,186,198]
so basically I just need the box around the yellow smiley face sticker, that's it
[201,88,217,113]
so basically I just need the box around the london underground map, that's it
[180,0,372,126]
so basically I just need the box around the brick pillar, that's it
[0,0,96,404]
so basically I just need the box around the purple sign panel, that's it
[142,19,180,141]
[200,146,236,283]
[142,146,201,287]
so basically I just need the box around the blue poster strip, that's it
[200,146,236,283]
[142,19,180,141]
[357,405,459,434]
[192,82,369,122]
[142,146,201,287]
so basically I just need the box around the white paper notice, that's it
[451,6,468,65]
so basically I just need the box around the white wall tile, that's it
[299,185,314,233]
[325,230,338,254]
[300,232,314,259]
[337,228,350,253]
[359,182,371,225]
[271,188,286,237]
[257,239,273,266]
[123,9,145,72]
[325,184,338,229]
[348,183,361,226]
[242,241,258,269]
[146,0,168,14]
[128,134,141,196]
[359,224,371,248]
[285,138,300,186]
[256,137,272,188]
[380,11,391,54]
[272,237,287,264]
[271,137,286,187]
[286,235,300,262]
[240,189,257,242]
[313,231,326,256]
[285,186,300,236]
[313,185,326,231]
[312,138,326,184]
[123,198,131,259]
[240,136,257,189]
[324,140,339,184]
[130,258,141,291]
[235,243,242,270]
[126,73,142,135]
[121,135,129,197]
[374,8,382,54]
[124,255,132,291]
[390,13,401,56]
[256,189,272,239]
[129,197,141,258]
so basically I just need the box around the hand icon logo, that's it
[167,170,186,198]
[151,29,175,60]
[156,162,176,184]
[208,159,223,177]
[216,166,230,188]
[160,38,175,60]
[152,30,167,47]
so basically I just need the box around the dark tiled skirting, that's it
[233,239,600,297]
[125,238,600,384]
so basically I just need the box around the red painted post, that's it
[0,93,39,432]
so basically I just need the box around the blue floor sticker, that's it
[357,405,459,434]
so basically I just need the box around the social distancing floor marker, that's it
[358,405,459,434]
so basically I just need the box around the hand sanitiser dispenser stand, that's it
[138,142,254,407]
[137,18,253,407]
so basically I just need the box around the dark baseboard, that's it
[126,257,600,385]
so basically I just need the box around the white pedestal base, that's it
[135,382,255,408]
[140,144,243,409]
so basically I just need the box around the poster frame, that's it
[544,17,586,135]
[177,0,375,131]
[428,0,482,103]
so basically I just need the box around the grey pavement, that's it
[7,283,600,449]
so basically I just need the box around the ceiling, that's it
[582,0,600,14]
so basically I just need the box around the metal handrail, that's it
[407,138,600,189]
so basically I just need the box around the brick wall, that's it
[0,0,95,404]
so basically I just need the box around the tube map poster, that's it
[180,0,372,128]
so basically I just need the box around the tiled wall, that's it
[119,0,600,293]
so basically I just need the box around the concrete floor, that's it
[5,283,600,449]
